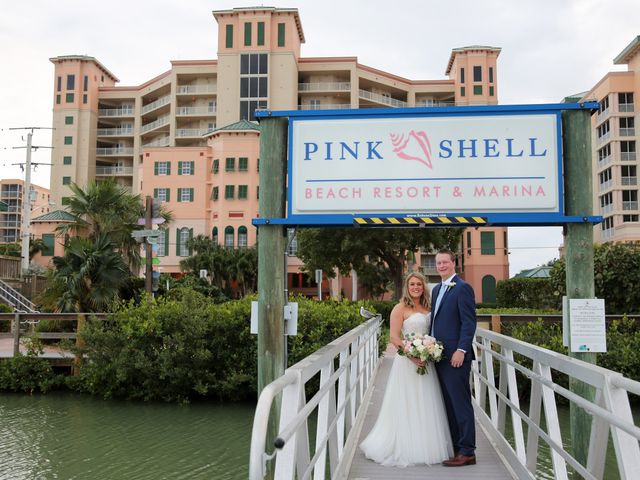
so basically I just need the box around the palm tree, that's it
[39,235,130,312]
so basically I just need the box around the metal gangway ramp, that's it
[249,315,640,479]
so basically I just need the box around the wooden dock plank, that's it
[347,350,515,480]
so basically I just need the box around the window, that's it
[597,120,610,140]
[83,75,88,92]
[238,226,248,248]
[64,136,72,145]
[600,192,613,214]
[598,95,609,115]
[277,23,285,47]
[57,76,62,92]
[224,226,234,248]
[62,176,71,185]
[599,168,612,189]
[257,159,260,172]
[598,144,611,165]
[489,86,494,96]
[225,185,235,199]
[66,74,75,90]
[156,230,169,257]
[239,53,268,121]
[473,66,482,82]
[623,214,639,222]
[621,141,636,161]
[618,92,634,112]
[238,185,248,199]
[176,227,193,257]
[42,234,55,257]
[480,231,495,255]
[622,190,638,210]
[287,228,297,256]
[309,99,321,110]
[621,165,637,185]
[489,67,494,83]
[459,67,465,83]
[225,157,235,172]
[153,188,170,202]
[481,275,497,304]
[212,159,219,173]
[154,161,171,176]
[257,22,265,45]
[503,231,508,256]
[83,94,88,104]
[56,95,61,105]
[178,161,194,175]
[63,156,72,165]
[473,85,483,95]
[620,117,635,136]
[256,186,259,199]
[225,24,233,48]
[420,254,435,272]
[212,227,218,245]
[466,231,472,256]
[66,93,74,103]
[601,216,614,235]
[244,22,252,46]
[239,157,248,171]
[177,188,194,202]
[65,116,74,125]
[211,186,219,201]
[460,86,465,97]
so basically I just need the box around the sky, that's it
[1,0,638,276]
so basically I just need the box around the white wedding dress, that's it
[359,312,453,466]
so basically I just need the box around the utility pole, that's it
[7,127,53,277]
[145,195,153,294]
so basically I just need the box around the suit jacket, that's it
[430,274,477,360]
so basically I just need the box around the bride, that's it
[360,271,453,466]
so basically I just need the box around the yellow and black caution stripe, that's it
[353,216,487,226]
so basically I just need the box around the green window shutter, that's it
[489,86,495,97]
[166,189,170,202]
[176,228,181,255]
[277,23,285,47]
[153,188,158,198]
[164,229,170,256]
[239,185,248,199]
[190,161,194,174]
[154,162,159,175]
[244,22,252,46]
[225,185,234,199]
[461,86,466,97]
[213,159,219,173]
[62,176,71,185]
[226,24,233,48]
[473,85,483,95]
[481,275,497,304]
[178,161,183,175]
[480,231,495,255]
[42,234,55,256]
[166,162,171,175]
[177,188,182,202]
[226,157,235,172]
[189,189,194,202]
[188,229,194,255]
[65,116,73,125]
[64,136,72,145]
[66,93,74,103]
[239,157,248,171]
[63,156,72,165]
[257,22,265,45]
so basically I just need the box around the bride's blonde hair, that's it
[401,271,430,310]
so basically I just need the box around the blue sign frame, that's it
[253,103,601,227]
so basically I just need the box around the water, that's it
[0,393,254,480]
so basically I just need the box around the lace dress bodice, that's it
[402,312,431,337]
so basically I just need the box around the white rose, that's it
[416,344,426,353]
[412,339,421,347]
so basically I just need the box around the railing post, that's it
[73,313,86,376]
[12,312,20,356]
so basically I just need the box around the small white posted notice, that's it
[569,298,606,353]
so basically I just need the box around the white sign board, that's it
[290,113,560,218]
[569,298,606,353]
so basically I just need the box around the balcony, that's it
[298,104,351,110]
[621,152,637,161]
[597,132,610,144]
[143,136,170,148]
[0,220,20,228]
[96,147,134,156]
[141,115,170,134]
[95,166,134,176]
[621,177,638,186]
[599,179,613,192]
[597,155,611,168]
[98,106,134,117]
[601,228,614,240]
[141,95,171,115]
[622,201,638,211]
[358,89,407,108]
[175,128,210,138]
[0,192,21,199]
[619,103,634,113]
[176,85,216,95]
[176,106,216,116]
[620,128,635,137]
[298,82,351,92]
[600,204,613,215]
[96,126,134,136]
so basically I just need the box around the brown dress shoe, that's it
[442,453,476,467]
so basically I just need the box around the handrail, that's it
[249,314,382,480]
[0,279,37,313]
[472,328,640,480]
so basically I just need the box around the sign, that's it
[290,110,561,223]
[131,229,161,238]
[569,298,606,353]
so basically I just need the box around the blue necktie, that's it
[432,284,447,337]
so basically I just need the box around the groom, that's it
[430,248,477,466]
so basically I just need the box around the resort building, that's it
[46,6,508,302]
[580,35,640,244]
[0,178,51,247]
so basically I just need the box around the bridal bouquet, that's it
[397,333,444,375]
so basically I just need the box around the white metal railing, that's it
[141,95,171,115]
[600,204,613,215]
[598,155,611,168]
[175,128,209,138]
[0,279,38,313]
[298,82,351,92]
[250,313,382,480]
[621,177,637,186]
[601,228,614,240]
[98,106,134,117]
[472,328,640,480]
[621,152,636,161]
[622,201,638,211]
[0,220,20,227]
[599,180,613,192]
[143,136,171,148]
[619,104,634,113]
[0,192,21,199]
[620,128,635,137]
[95,147,134,156]
[95,166,133,176]
[176,106,216,115]
[298,104,351,111]
[176,85,216,95]
[96,127,133,136]
[358,89,407,108]
[141,115,170,134]
[597,132,610,144]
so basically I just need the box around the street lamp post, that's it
[19,131,33,276]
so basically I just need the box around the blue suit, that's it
[430,274,476,456]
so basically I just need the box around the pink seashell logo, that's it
[389,130,432,169]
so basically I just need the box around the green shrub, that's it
[496,277,558,310]
[0,340,61,394]
[0,303,12,313]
